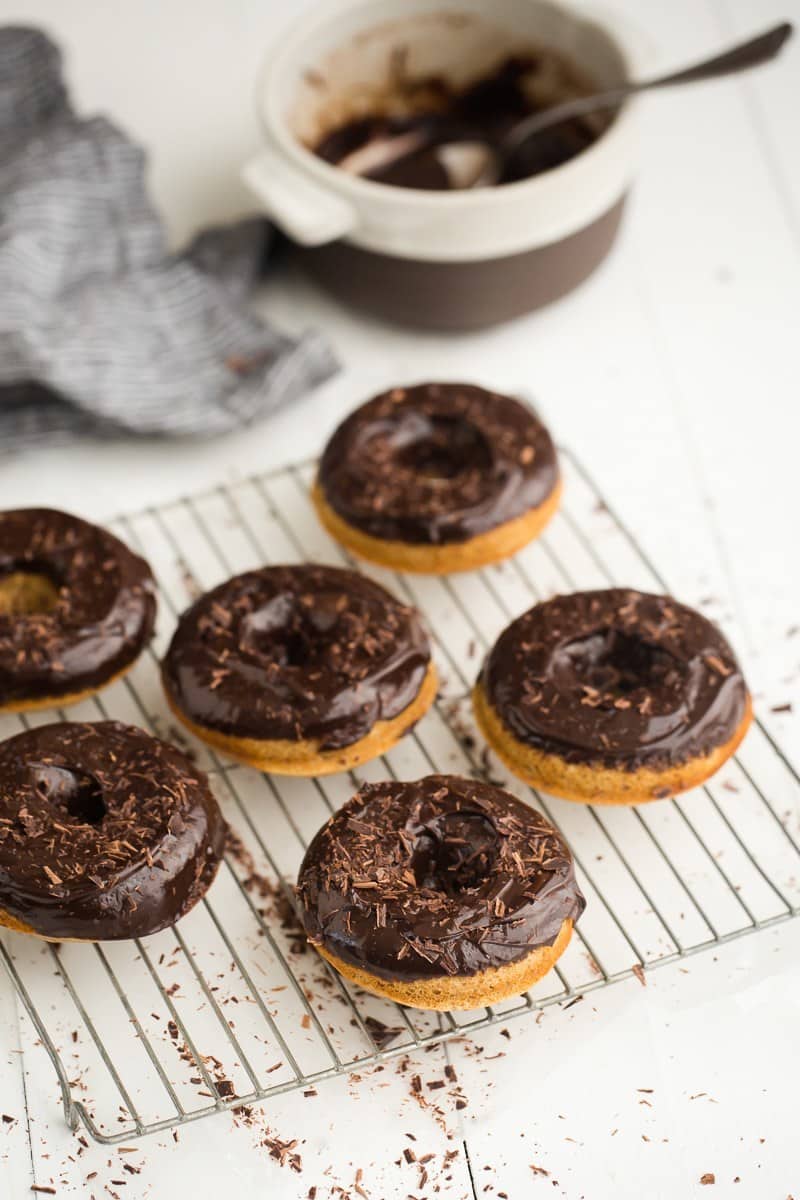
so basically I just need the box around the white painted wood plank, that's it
[0,976,33,1196]
[605,0,799,655]
[714,0,800,241]
[449,919,800,1200]
[16,1024,475,1199]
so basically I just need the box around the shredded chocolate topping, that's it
[0,721,225,940]
[162,564,432,750]
[297,775,584,981]
[0,509,156,706]
[480,589,749,770]
[317,383,559,545]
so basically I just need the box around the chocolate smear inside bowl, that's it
[311,48,612,189]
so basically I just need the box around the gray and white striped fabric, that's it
[0,27,338,450]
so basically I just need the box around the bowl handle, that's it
[242,147,356,245]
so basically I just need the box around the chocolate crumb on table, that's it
[364,1015,404,1050]
[262,1133,302,1173]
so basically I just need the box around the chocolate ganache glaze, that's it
[318,383,559,545]
[0,721,225,940]
[481,589,749,770]
[162,564,432,749]
[0,509,156,706]
[297,775,585,981]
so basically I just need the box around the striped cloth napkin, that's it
[0,27,338,450]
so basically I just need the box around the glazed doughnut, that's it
[0,509,156,713]
[474,588,752,805]
[0,721,225,941]
[162,564,437,776]
[312,382,561,574]
[296,774,584,1010]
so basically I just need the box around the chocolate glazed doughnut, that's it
[313,383,561,574]
[0,509,156,712]
[0,721,225,941]
[474,589,752,805]
[297,775,585,1010]
[162,564,437,776]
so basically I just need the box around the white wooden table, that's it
[1,1,799,1196]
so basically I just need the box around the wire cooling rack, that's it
[2,449,799,1144]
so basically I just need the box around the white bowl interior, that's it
[282,0,631,147]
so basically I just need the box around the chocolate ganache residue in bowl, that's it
[312,51,611,189]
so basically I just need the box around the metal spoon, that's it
[339,21,794,189]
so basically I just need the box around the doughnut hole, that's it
[0,563,61,617]
[31,764,107,826]
[393,415,492,480]
[240,590,374,669]
[411,811,500,895]
[554,627,685,698]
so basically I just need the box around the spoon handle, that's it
[505,21,794,151]
[637,19,793,87]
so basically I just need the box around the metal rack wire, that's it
[2,449,798,1144]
